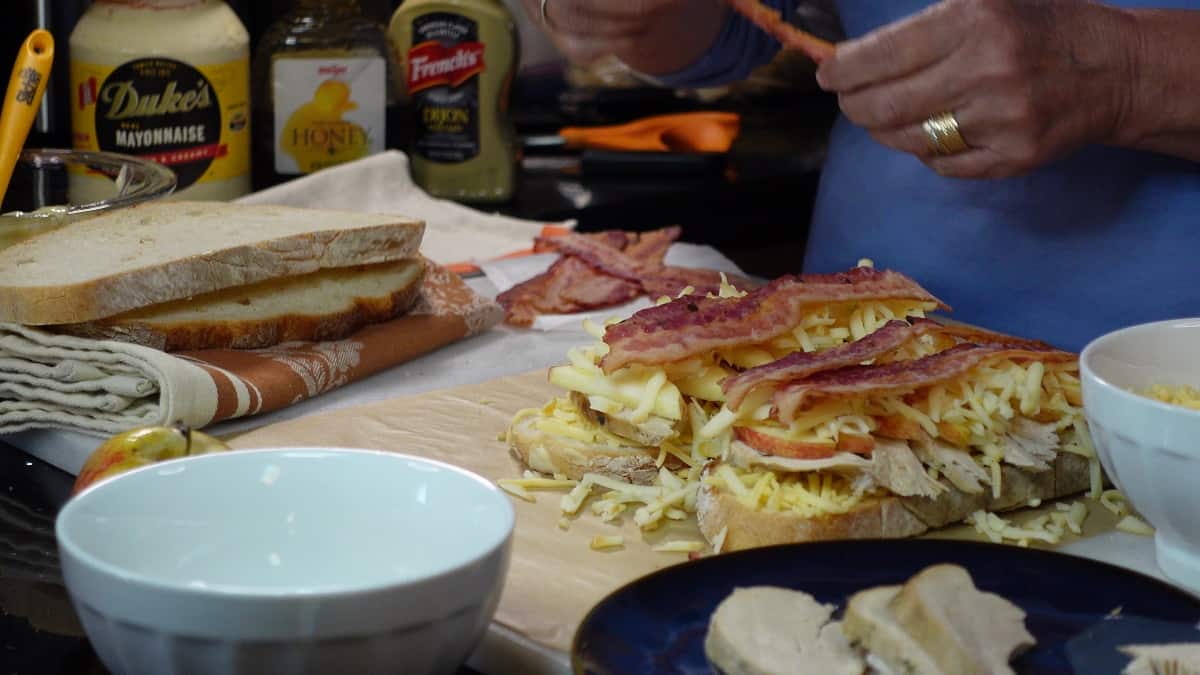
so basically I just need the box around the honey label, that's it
[271,56,386,175]
[71,57,250,190]
[408,13,483,163]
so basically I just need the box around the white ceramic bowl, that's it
[1080,318,1200,591]
[56,448,514,675]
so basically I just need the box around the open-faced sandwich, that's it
[503,262,1099,552]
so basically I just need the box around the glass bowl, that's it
[0,148,177,249]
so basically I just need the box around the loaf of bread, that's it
[0,201,424,325]
[55,258,426,351]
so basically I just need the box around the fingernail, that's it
[815,69,830,90]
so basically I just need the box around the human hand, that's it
[815,0,1138,178]
[518,0,726,74]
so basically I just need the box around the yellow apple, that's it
[72,424,231,495]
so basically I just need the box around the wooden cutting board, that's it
[227,370,1122,658]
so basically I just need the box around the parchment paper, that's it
[227,370,1126,655]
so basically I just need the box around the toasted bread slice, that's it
[571,391,682,447]
[506,409,668,485]
[55,258,425,351]
[0,201,424,325]
[697,452,1091,551]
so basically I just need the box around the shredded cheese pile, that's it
[1135,383,1200,411]
[1099,488,1156,536]
[968,500,1089,547]
[703,464,866,517]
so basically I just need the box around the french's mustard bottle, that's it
[69,0,251,201]
[389,0,518,203]
[252,0,399,190]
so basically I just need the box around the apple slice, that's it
[734,426,874,460]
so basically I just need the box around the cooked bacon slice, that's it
[722,319,947,410]
[642,266,761,299]
[600,268,947,373]
[533,229,633,254]
[561,270,642,307]
[773,342,1076,423]
[624,225,680,263]
[535,232,653,282]
[724,0,837,64]
[501,227,678,325]
[504,225,765,326]
[497,258,588,326]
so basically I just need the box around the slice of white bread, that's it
[0,201,424,325]
[696,452,1091,551]
[704,586,864,675]
[505,410,670,485]
[54,258,425,351]
[842,564,1035,675]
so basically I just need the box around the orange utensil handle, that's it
[724,0,836,64]
[0,30,55,203]
[558,111,741,154]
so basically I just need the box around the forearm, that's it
[1110,9,1200,161]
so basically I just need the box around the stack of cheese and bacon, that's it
[503,262,1099,552]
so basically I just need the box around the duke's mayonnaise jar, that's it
[69,0,251,201]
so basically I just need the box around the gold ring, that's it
[922,111,969,156]
[540,0,554,29]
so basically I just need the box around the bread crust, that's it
[697,452,1092,551]
[697,487,929,552]
[0,201,424,325]
[55,259,426,351]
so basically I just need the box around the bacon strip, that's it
[502,225,766,326]
[722,319,943,410]
[624,226,680,263]
[600,268,948,373]
[561,270,642,307]
[533,229,633,254]
[497,257,595,326]
[643,267,760,299]
[724,0,837,64]
[535,232,653,282]
[500,228,679,325]
[773,342,1077,423]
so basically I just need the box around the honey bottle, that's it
[252,0,399,189]
[388,0,518,203]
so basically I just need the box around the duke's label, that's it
[409,13,483,163]
[71,57,250,191]
[271,56,386,175]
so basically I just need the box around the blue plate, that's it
[572,539,1200,675]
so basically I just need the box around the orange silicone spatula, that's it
[0,29,55,205]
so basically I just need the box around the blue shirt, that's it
[662,1,1200,351]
